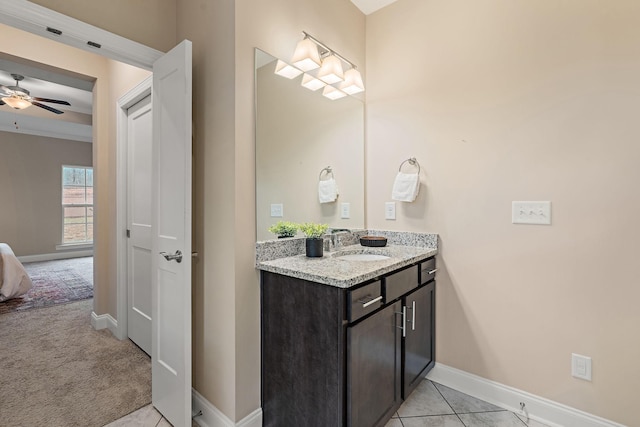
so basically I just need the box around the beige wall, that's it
[366,1,640,424]
[256,60,365,241]
[0,23,152,317]
[0,132,92,255]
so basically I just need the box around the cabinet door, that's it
[403,282,435,398]
[348,301,402,427]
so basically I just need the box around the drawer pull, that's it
[360,295,383,308]
[427,268,438,275]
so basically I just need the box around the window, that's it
[62,166,93,244]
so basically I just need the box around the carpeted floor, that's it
[0,299,151,427]
[0,257,93,315]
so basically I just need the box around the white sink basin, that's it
[335,253,391,261]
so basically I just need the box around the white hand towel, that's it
[391,172,420,202]
[318,178,339,203]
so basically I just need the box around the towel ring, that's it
[319,166,334,180]
[398,157,421,174]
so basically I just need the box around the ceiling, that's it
[350,0,400,15]
[0,55,93,142]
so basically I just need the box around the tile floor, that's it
[385,380,549,427]
[103,404,198,427]
[105,380,549,427]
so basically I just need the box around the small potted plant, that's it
[299,222,328,257]
[268,221,299,238]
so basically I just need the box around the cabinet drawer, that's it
[348,280,382,322]
[420,258,437,285]
[385,265,419,302]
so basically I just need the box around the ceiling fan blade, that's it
[32,101,64,115]
[32,97,71,106]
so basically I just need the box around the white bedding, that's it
[0,243,33,302]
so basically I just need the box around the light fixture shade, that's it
[301,73,326,91]
[274,60,303,79]
[322,85,347,100]
[317,55,344,84]
[2,95,31,109]
[291,38,321,72]
[340,68,365,95]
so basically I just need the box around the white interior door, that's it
[151,40,192,427]
[127,94,153,356]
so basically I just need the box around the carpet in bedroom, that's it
[0,256,93,315]
[0,299,151,427]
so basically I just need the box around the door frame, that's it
[115,76,153,340]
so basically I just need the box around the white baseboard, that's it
[18,250,93,263]
[192,389,262,427]
[427,363,626,427]
[91,310,118,336]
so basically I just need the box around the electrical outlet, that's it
[571,353,592,381]
[270,203,283,218]
[512,201,551,225]
[385,202,396,220]
[341,203,350,219]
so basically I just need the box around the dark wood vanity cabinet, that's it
[261,257,436,427]
[403,282,435,397]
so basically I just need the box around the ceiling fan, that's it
[0,74,71,115]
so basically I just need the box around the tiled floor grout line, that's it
[430,380,469,427]
[514,412,531,427]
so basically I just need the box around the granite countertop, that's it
[257,244,438,288]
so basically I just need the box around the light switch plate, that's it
[341,203,350,219]
[512,201,551,225]
[270,203,283,218]
[385,202,396,220]
[571,353,592,381]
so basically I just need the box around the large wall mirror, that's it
[255,48,365,241]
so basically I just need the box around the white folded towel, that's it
[391,172,420,202]
[318,178,339,203]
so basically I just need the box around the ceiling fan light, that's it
[2,95,31,110]
[322,85,347,100]
[340,68,365,95]
[301,73,326,91]
[291,38,322,72]
[274,60,303,79]
[317,55,344,84]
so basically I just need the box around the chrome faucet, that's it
[328,228,350,251]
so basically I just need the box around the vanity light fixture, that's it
[296,31,364,96]
[275,31,364,99]
[322,85,347,100]
[301,73,326,91]
[291,37,322,71]
[339,68,365,95]
[274,59,303,79]
[317,54,344,84]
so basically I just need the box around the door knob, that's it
[160,250,183,263]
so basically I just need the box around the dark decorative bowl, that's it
[360,236,388,247]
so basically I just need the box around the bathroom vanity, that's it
[258,242,437,427]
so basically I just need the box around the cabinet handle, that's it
[360,295,383,308]
[412,300,416,331]
[395,308,407,337]
[427,268,438,275]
